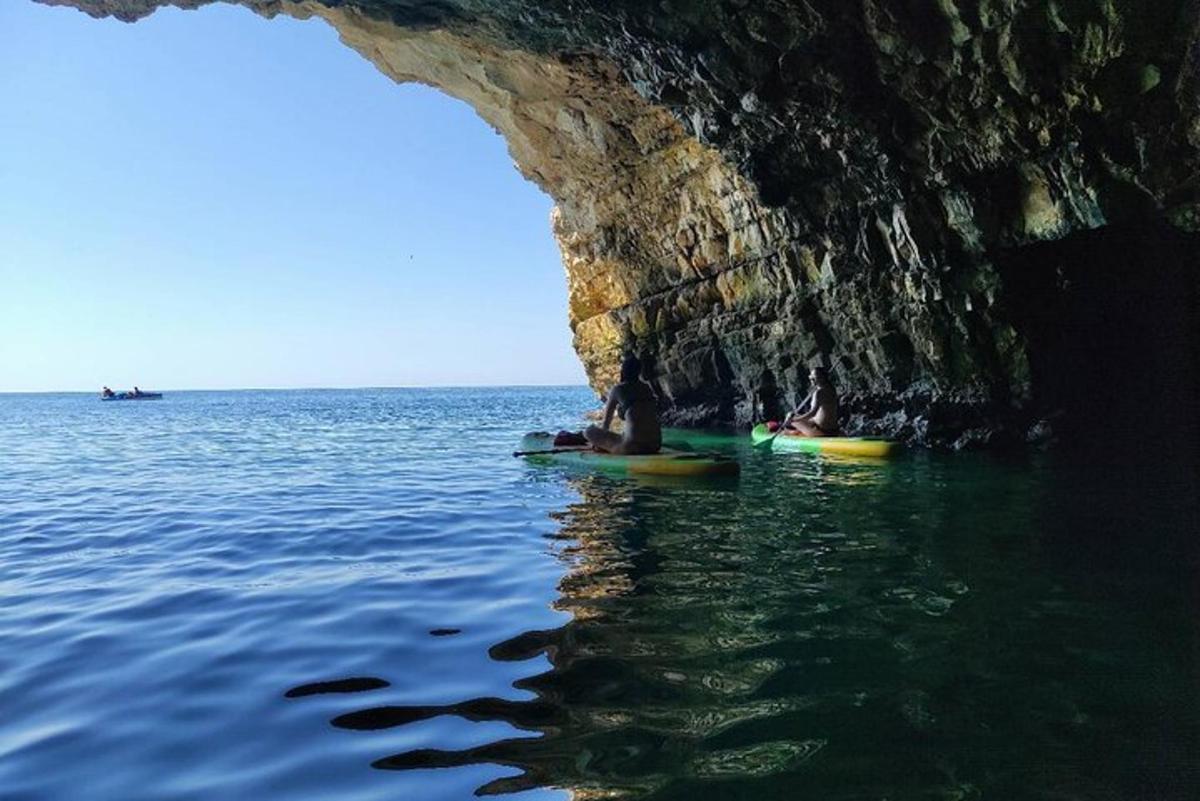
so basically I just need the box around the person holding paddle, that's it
[781,366,840,437]
[584,353,662,455]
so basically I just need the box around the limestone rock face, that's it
[42,0,1200,445]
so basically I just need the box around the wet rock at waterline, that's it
[42,0,1200,446]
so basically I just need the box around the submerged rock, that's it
[42,0,1200,446]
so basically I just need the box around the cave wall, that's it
[40,0,1200,445]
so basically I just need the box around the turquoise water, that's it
[1,388,1197,800]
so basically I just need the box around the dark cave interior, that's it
[1000,223,1199,449]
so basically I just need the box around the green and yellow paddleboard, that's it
[750,424,901,458]
[517,433,740,477]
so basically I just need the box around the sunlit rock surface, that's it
[42,0,1200,445]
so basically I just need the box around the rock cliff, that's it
[41,0,1200,446]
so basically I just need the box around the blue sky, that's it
[0,1,587,391]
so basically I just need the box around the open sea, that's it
[1,387,1197,800]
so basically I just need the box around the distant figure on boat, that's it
[101,386,114,398]
[131,386,142,397]
[585,353,662,455]
[782,366,840,437]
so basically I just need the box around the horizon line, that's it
[0,382,593,395]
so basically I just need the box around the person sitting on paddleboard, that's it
[783,366,840,437]
[101,386,114,398]
[584,353,663,455]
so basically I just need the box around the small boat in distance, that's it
[100,386,163,401]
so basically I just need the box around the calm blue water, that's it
[1,388,1197,800]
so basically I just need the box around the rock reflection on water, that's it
[307,452,1200,800]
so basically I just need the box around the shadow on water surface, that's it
[292,449,1199,799]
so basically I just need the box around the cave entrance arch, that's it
[40,0,1200,442]
[8,1,598,389]
[34,0,797,421]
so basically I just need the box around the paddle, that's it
[753,413,793,449]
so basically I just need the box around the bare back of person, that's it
[611,381,662,453]
[585,378,663,455]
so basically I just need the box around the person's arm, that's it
[793,390,817,420]
[601,391,619,431]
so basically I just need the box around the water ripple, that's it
[2,389,1198,800]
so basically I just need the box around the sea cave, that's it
[41,0,1200,448]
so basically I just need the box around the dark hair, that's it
[810,366,830,383]
[620,353,642,383]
